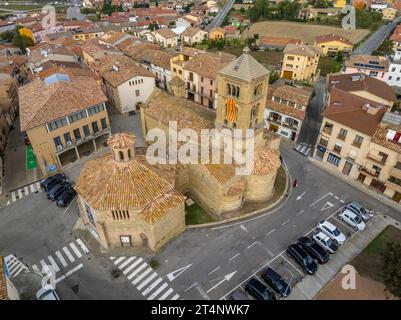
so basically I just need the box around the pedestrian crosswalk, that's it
[4,255,29,278]
[294,143,312,157]
[7,181,42,206]
[111,256,180,300]
[31,239,88,276]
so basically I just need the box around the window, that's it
[201,87,204,94]
[68,110,87,123]
[319,138,328,147]
[47,117,68,131]
[101,118,107,130]
[201,77,204,82]
[287,56,295,61]
[54,136,62,148]
[210,79,213,86]
[334,143,342,154]
[389,175,401,186]
[112,210,130,220]
[209,89,213,98]
[73,128,81,140]
[189,72,193,81]
[92,121,99,133]
[353,135,364,147]
[372,165,381,176]
[87,104,105,116]
[64,132,72,144]
[173,68,177,72]
[327,153,341,166]
[83,125,90,137]
[338,128,348,140]
[135,89,140,97]
[323,122,333,135]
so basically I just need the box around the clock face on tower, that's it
[225,98,237,122]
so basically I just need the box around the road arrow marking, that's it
[296,191,306,200]
[167,264,192,282]
[321,201,334,212]
[206,271,237,293]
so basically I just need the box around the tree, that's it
[373,39,394,56]
[0,30,14,42]
[12,33,34,52]
[381,242,401,298]
[269,71,280,84]
[277,0,302,19]
[248,0,270,22]
[356,8,382,31]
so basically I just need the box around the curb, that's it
[308,156,401,213]
[187,164,291,229]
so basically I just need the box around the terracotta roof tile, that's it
[108,133,136,149]
[284,43,322,57]
[345,54,389,71]
[184,51,235,79]
[155,28,178,39]
[314,33,353,46]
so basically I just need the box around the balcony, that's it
[322,127,332,135]
[390,165,401,180]
[282,122,299,131]
[359,166,380,178]
[55,128,111,155]
[268,117,282,125]
[366,152,387,165]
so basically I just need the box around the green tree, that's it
[269,71,280,84]
[381,242,401,298]
[0,30,14,42]
[12,33,34,52]
[277,0,302,19]
[248,0,270,22]
[356,9,382,30]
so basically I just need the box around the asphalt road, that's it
[206,0,234,31]
[353,18,401,55]
[1,141,399,300]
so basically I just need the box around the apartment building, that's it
[19,74,110,176]
[327,73,396,108]
[209,27,226,40]
[313,88,401,204]
[264,84,313,141]
[146,28,178,48]
[314,33,353,56]
[385,48,401,88]
[93,55,156,114]
[344,54,389,80]
[170,47,202,81]
[280,44,322,82]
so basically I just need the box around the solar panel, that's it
[44,73,71,86]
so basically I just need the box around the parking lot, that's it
[222,198,376,300]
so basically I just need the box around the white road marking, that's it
[281,219,290,226]
[208,266,221,276]
[280,254,304,277]
[18,189,22,198]
[76,238,89,254]
[266,228,276,237]
[147,282,168,300]
[127,263,147,280]
[240,224,248,232]
[247,241,258,249]
[30,184,35,193]
[69,242,82,258]
[36,182,41,190]
[334,196,339,200]
[118,257,135,269]
[309,193,329,207]
[184,282,197,293]
[332,216,355,232]
[131,267,153,286]
[340,199,345,204]
[142,278,163,295]
[321,201,334,211]
[47,256,60,273]
[110,257,115,260]
[137,272,158,291]
[62,247,75,263]
[122,258,143,274]
[55,263,84,284]
[24,186,29,195]
[166,264,192,282]
[32,264,41,274]
[171,293,180,300]
[39,259,48,271]
[296,210,305,216]
[55,251,67,267]
[159,288,173,300]
[11,192,16,202]
[228,253,240,261]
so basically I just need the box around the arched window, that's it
[119,151,124,161]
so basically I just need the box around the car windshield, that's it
[39,289,52,300]
[354,216,362,224]
[332,228,340,236]
[360,207,366,214]
[304,256,314,264]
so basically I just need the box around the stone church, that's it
[75,48,282,252]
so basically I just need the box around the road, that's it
[1,141,399,300]
[353,18,401,55]
[206,0,234,31]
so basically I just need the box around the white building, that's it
[385,48,401,87]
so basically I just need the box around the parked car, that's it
[313,232,338,254]
[36,287,60,300]
[47,181,72,201]
[229,289,252,300]
[245,278,276,300]
[345,201,372,222]
[286,243,318,275]
[23,133,30,145]
[56,188,77,207]
[260,267,291,298]
[339,209,366,231]
[40,174,67,192]
[297,236,329,264]
[317,220,346,245]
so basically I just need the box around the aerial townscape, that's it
[0,0,401,307]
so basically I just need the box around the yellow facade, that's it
[383,7,397,21]
[170,52,194,80]
[280,50,321,82]
[209,28,225,40]
[19,27,35,44]
[333,0,346,8]
[316,40,353,55]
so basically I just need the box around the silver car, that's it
[346,201,373,222]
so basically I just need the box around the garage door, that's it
[282,70,293,80]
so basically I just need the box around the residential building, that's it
[390,23,401,49]
[314,33,353,56]
[313,88,401,204]
[72,27,104,41]
[370,1,388,11]
[383,6,398,20]
[327,73,396,108]
[264,84,313,141]
[98,30,134,48]
[75,133,186,251]
[209,27,226,40]
[81,39,123,70]
[19,74,110,176]
[344,54,389,80]
[385,48,401,88]
[147,28,178,48]
[333,0,346,8]
[170,47,202,81]
[257,37,302,50]
[93,55,156,113]
[280,44,322,82]
[181,27,208,45]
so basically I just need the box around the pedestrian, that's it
[293,179,298,188]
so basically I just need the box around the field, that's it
[244,21,370,45]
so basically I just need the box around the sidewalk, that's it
[309,156,401,213]
[288,214,400,300]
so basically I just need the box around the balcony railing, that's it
[55,128,110,154]
[360,166,380,178]
[366,153,387,165]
